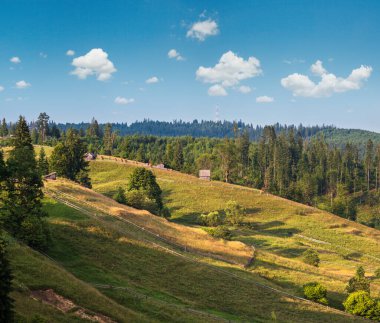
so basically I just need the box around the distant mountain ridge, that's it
[55,119,380,147]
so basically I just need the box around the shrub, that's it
[303,282,328,305]
[224,201,245,226]
[207,226,232,240]
[346,266,370,294]
[113,187,127,205]
[302,249,320,267]
[199,211,224,227]
[343,291,380,320]
[126,190,160,215]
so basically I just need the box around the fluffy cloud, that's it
[187,19,219,41]
[15,80,31,89]
[10,56,21,64]
[256,96,274,103]
[0,86,4,92]
[71,48,116,81]
[168,49,184,61]
[196,51,261,96]
[281,60,372,98]
[66,49,75,56]
[39,52,48,59]
[146,76,159,84]
[237,85,252,94]
[208,84,227,96]
[114,96,135,105]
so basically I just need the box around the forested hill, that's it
[319,128,380,147]
[57,119,332,140]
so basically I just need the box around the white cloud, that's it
[237,85,252,94]
[208,84,227,96]
[114,96,135,105]
[71,48,116,81]
[10,56,21,64]
[168,49,184,61]
[310,60,327,76]
[146,76,159,84]
[256,96,274,103]
[0,86,4,92]
[196,51,262,96]
[39,52,48,58]
[281,60,372,98]
[66,49,75,56]
[186,19,219,41]
[15,80,31,89]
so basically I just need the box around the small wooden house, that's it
[199,169,211,181]
[44,172,57,180]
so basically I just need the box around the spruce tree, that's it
[3,116,49,249]
[37,147,49,176]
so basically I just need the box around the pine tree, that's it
[0,236,13,322]
[103,123,113,155]
[365,139,374,191]
[37,147,49,176]
[36,112,50,143]
[3,116,49,249]
[0,118,8,137]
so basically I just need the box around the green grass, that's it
[39,194,363,322]
[7,228,144,322]
[89,160,380,310]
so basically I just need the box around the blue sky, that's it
[0,0,379,131]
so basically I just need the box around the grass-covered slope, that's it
[7,233,144,322]
[89,159,380,310]
[42,179,362,322]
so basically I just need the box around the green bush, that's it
[302,249,320,267]
[113,186,127,205]
[343,291,380,320]
[126,189,160,215]
[303,282,328,305]
[207,226,232,240]
[224,201,245,226]
[199,211,224,226]
[346,266,370,294]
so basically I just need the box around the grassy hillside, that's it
[7,232,144,322]
[42,179,363,322]
[89,158,380,311]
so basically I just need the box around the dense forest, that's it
[1,114,380,229]
[55,119,332,140]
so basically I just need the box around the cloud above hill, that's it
[281,60,372,98]
[196,51,262,96]
[71,48,116,81]
[187,19,219,41]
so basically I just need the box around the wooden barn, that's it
[199,169,211,181]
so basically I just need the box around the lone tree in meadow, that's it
[0,235,13,322]
[2,116,49,249]
[127,167,163,212]
[50,129,91,187]
[346,266,371,294]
